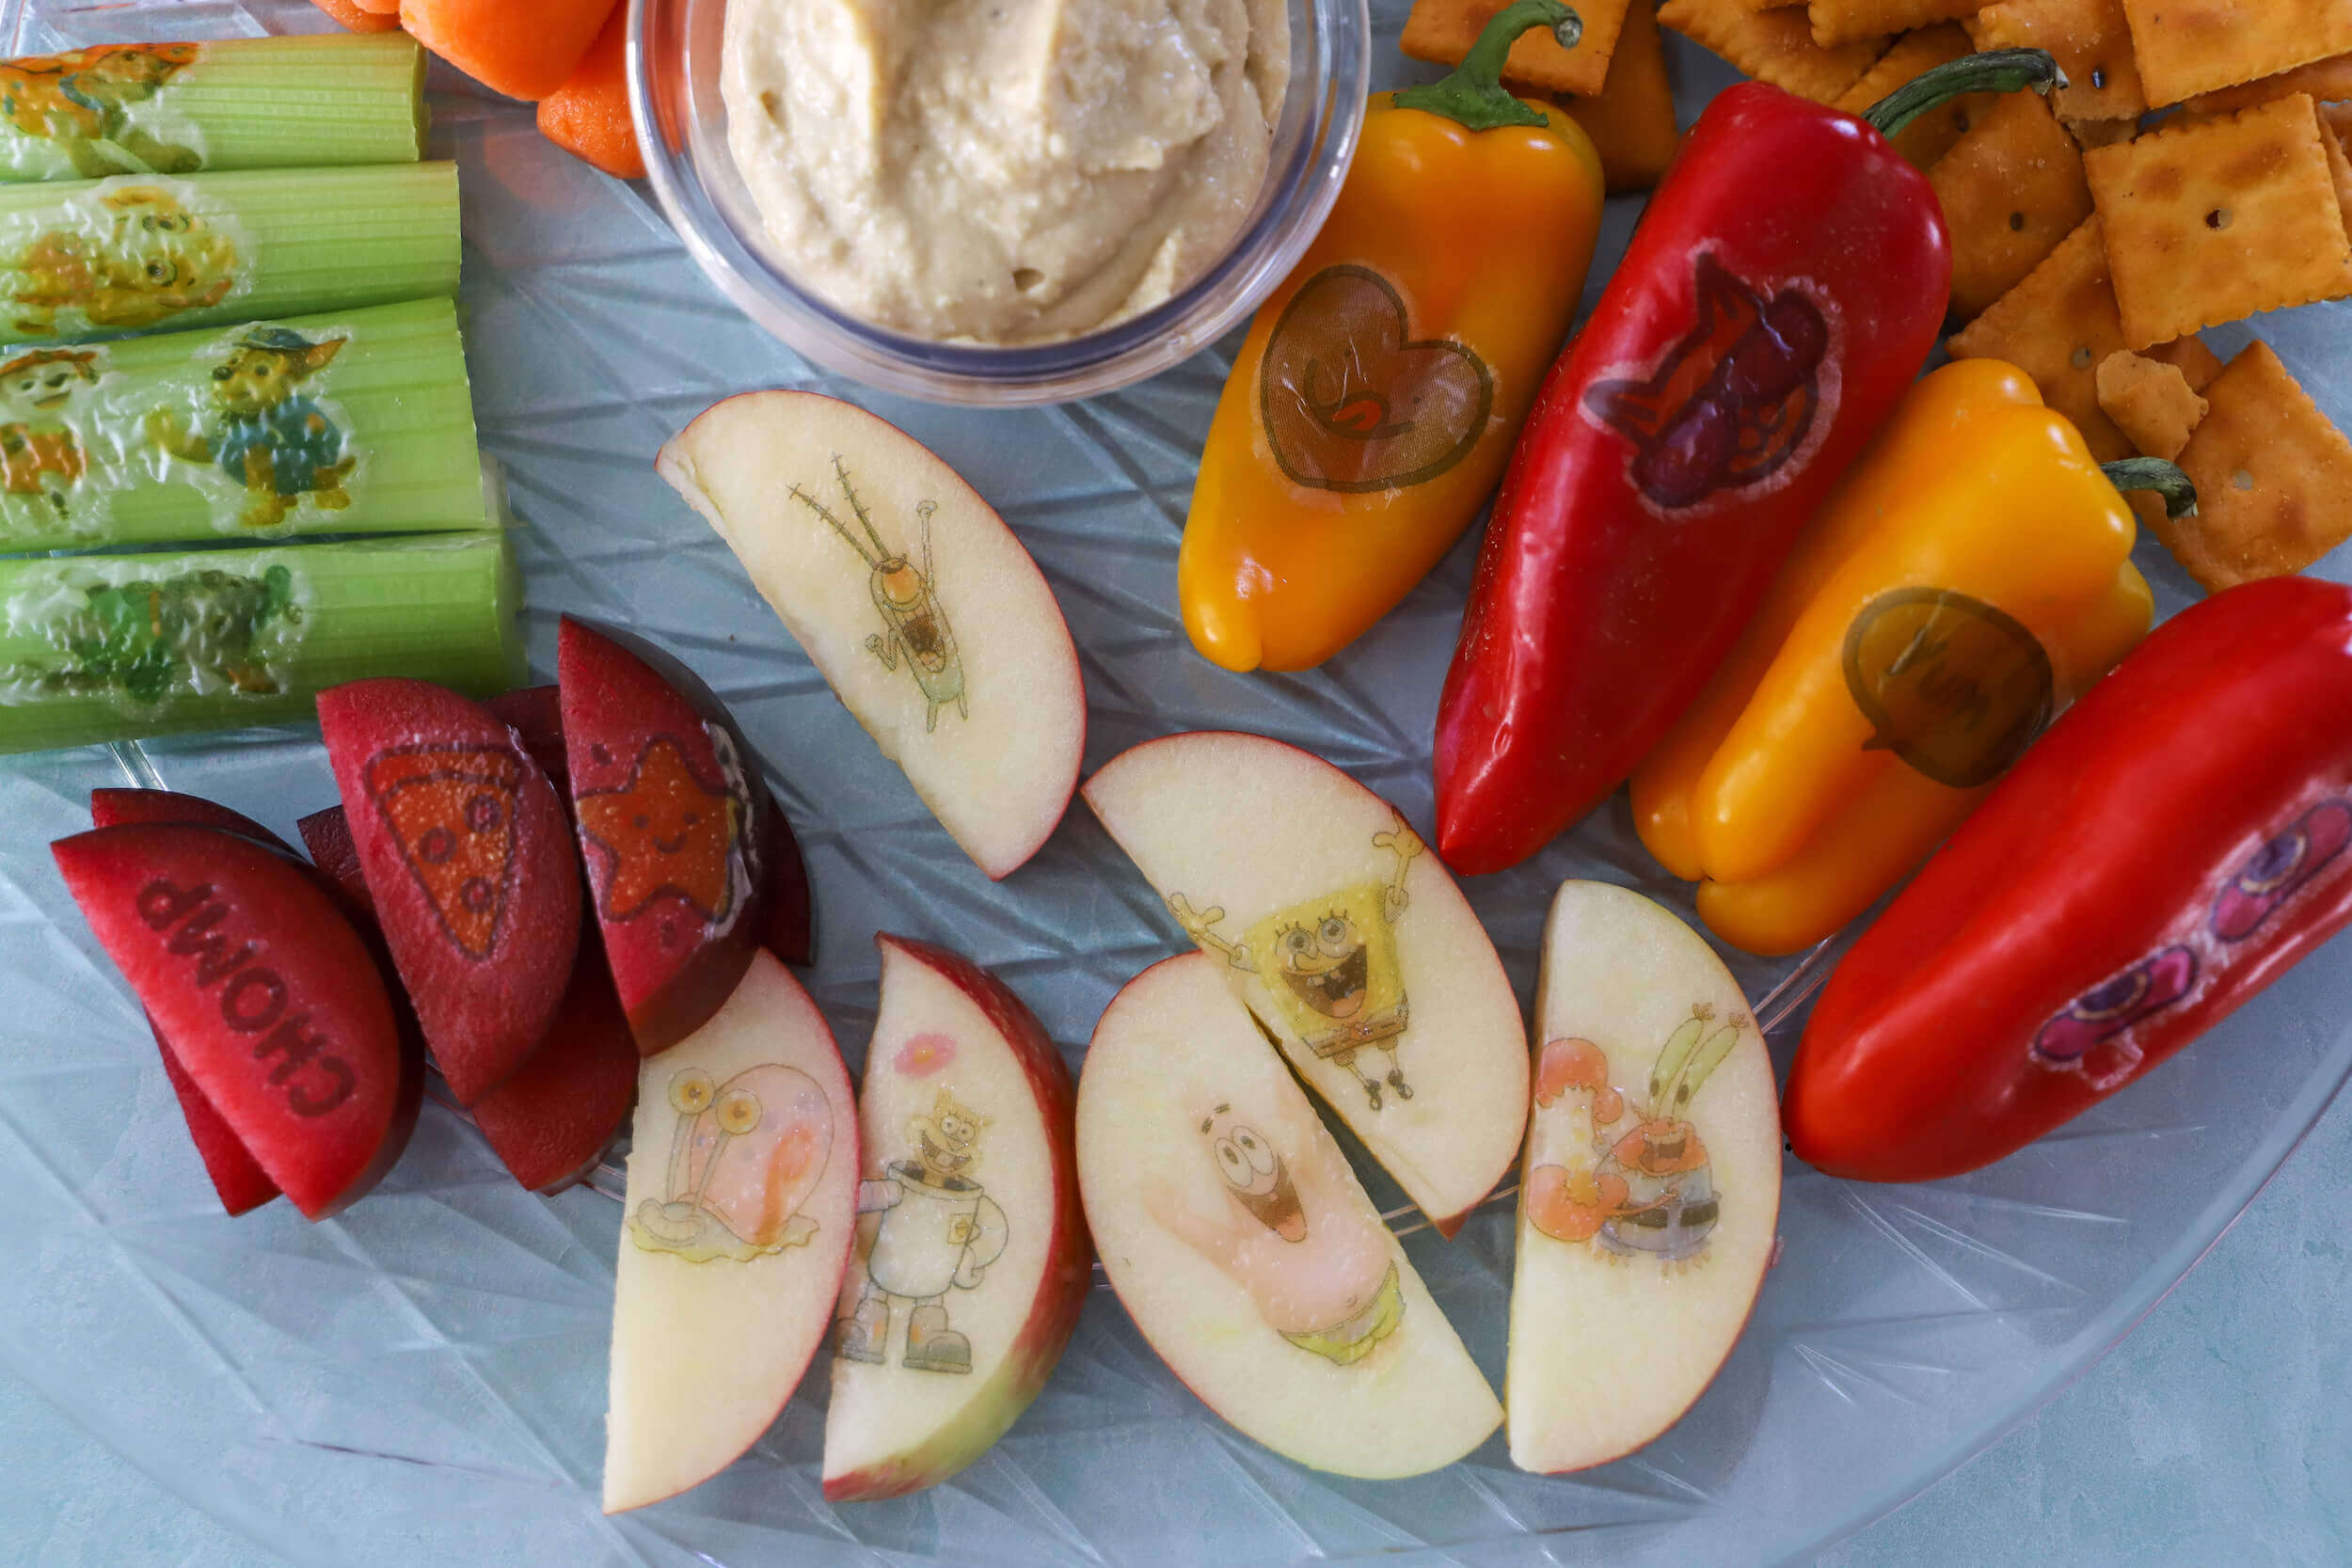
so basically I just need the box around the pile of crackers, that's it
[1399,0,2352,594]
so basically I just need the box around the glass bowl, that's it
[627,0,1371,406]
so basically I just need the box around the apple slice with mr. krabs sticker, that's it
[658,391,1085,879]
[1506,881,1781,1475]
[822,934,1089,1502]
[604,948,858,1513]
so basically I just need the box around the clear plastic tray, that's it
[2,2,2347,1564]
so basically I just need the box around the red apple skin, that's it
[821,934,1091,1504]
[761,794,814,966]
[152,1028,280,1216]
[317,679,582,1105]
[53,824,409,1220]
[485,686,568,794]
[89,789,293,852]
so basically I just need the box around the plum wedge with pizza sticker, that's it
[317,678,582,1105]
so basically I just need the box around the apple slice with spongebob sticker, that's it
[656,391,1085,879]
[822,934,1089,1502]
[1507,881,1781,1475]
[1078,953,1501,1478]
[1083,732,1528,1234]
[604,948,858,1513]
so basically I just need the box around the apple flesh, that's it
[1506,881,1781,1474]
[1078,953,1502,1479]
[657,390,1085,879]
[316,678,582,1104]
[604,948,858,1513]
[53,823,410,1220]
[822,934,1089,1502]
[1083,731,1529,1234]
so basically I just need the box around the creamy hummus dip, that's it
[722,0,1289,344]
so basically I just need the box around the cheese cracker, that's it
[2095,351,2207,459]
[1929,89,2093,321]
[2158,341,2352,592]
[1834,24,1989,167]
[2066,119,2137,150]
[1971,0,2148,121]
[1659,0,1890,103]
[1404,0,1633,97]
[2118,0,2352,108]
[1808,0,1973,48]
[2185,53,2352,117]
[2084,94,2352,349]
[1552,0,1681,193]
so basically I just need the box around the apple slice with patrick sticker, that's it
[1084,731,1529,1234]
[1507,881,1781,1475]
[657,391,1084,879]
[822,934,1089,1502]
[604,949,858,1513]
[1078,953,1501,1478]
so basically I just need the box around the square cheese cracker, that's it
[1834,24,1989,166]
[1403,0,1631,97]
[2119,0,2352,108]
[1929,89,2094,321]
[2084,94,2352,349]
[1660,0,1890,103]
[1808,0,1974,48]
[1552,0,1681,193]
[2095,351,2208,459]
[2157,341,2352,592]
[2185,53,2352,118]
[1971,0,2148,121]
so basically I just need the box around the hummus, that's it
[722,0,1290,344]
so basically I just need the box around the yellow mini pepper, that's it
[1630,358,2189,956]
[1179,0,1606,673]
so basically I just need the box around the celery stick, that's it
[0,297,486,550]
[0,162,460,344]
[0,531,520,754]
[0,36,426,182]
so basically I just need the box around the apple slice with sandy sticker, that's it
[1079,952,1501,1478]
[604,949,858,1513]
[1507,880,1781,1474]
[657,391,1084,879]
[1084,731,1528,1233]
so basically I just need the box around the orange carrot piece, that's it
[354,0,402,13]
[400,0,619,101]
[312,0,405,33]
[537,4,644,178]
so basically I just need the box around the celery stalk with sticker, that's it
[0,297,487,550]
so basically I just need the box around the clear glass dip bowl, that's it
[628,0,1372,406]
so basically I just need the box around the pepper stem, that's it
[1865,48,2068,141]
[2102,457,2199,520]
[1391,0,1581,133]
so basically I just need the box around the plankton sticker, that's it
[630,1064,834,1263]
[792,455,967,732]
[0,558,305,707]
[0,346,103,534]
[0,43,204,181]
[148,324,355,531]
[1173,819,1422,1110]
[836,1085,1009,1374]
[5,177,242,338]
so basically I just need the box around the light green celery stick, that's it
[0,531,521,754]
[0,296,486,550]
[0,35,426,182]
[0,162,460,344]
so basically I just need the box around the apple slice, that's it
[1083,731,1528,1234]
[657,391,1084,879]
[822,934,1089,1502]
[53,823,410,1220]
[604,948,858,1513]
[485,685,570,791]
[317,678,582,1104]
[1506,881,1781,1475]
[1078,953,1501,1478]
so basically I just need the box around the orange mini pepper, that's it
[1179,0,1605,673]
[1630,357,2193,956]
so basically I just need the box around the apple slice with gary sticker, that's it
[822,934,1089,1502]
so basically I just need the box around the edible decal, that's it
[630,1064,834,1263]
[0,347,100,525]
[1258,264,1494,494]
[148,325,355,530]
[791,454,967,733]
[0,44,204,180]
[1147,1101,1404,1367]
[574,721,755,944]
[1582,252,1830,512]
[361,746,524,961]
[0,559,305,705]
[5,177,241,337]
[1842,588,2056,789]
[1172,819,1423,1110]
[1524,1005,1745,1266]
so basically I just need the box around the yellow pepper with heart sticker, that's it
[1630,357,2197,956]
[1178,0,1605,673]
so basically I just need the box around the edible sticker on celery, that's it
[0,44,206,182]
[3,174,245,337]
[0,556,307,708]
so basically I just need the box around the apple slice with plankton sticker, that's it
[1507,881,1781,1474]
[1083,731,1529,1234]
[604,948,858,1513]
[822,934,1089,1502]
[657,391,1085,879]
[1078,953,1501,1478]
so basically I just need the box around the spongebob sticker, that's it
[834,1085,1009,1373]
[148,325,353,530]
[5,178,241,338]
[0,43,204,181]
[0,346,102,528]
[1523,1005,1745,1266]
[790,455,967,733]
[1171,819,1422,1110]
[628,1064,834,1264]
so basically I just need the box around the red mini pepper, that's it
[1431,54,2061,875]
[1786,576,2352,1182]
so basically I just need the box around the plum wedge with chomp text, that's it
[317,678,583,1105]
[54,823,411,1220]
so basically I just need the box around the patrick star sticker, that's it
[575,735,742,924]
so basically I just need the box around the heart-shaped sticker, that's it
[1258,265,1494,494]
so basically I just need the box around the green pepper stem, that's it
[2102,457,2199,520]
[1391,0,1581,133]
[1865,48,2068,141]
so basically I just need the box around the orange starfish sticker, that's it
[575,736,739,925]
